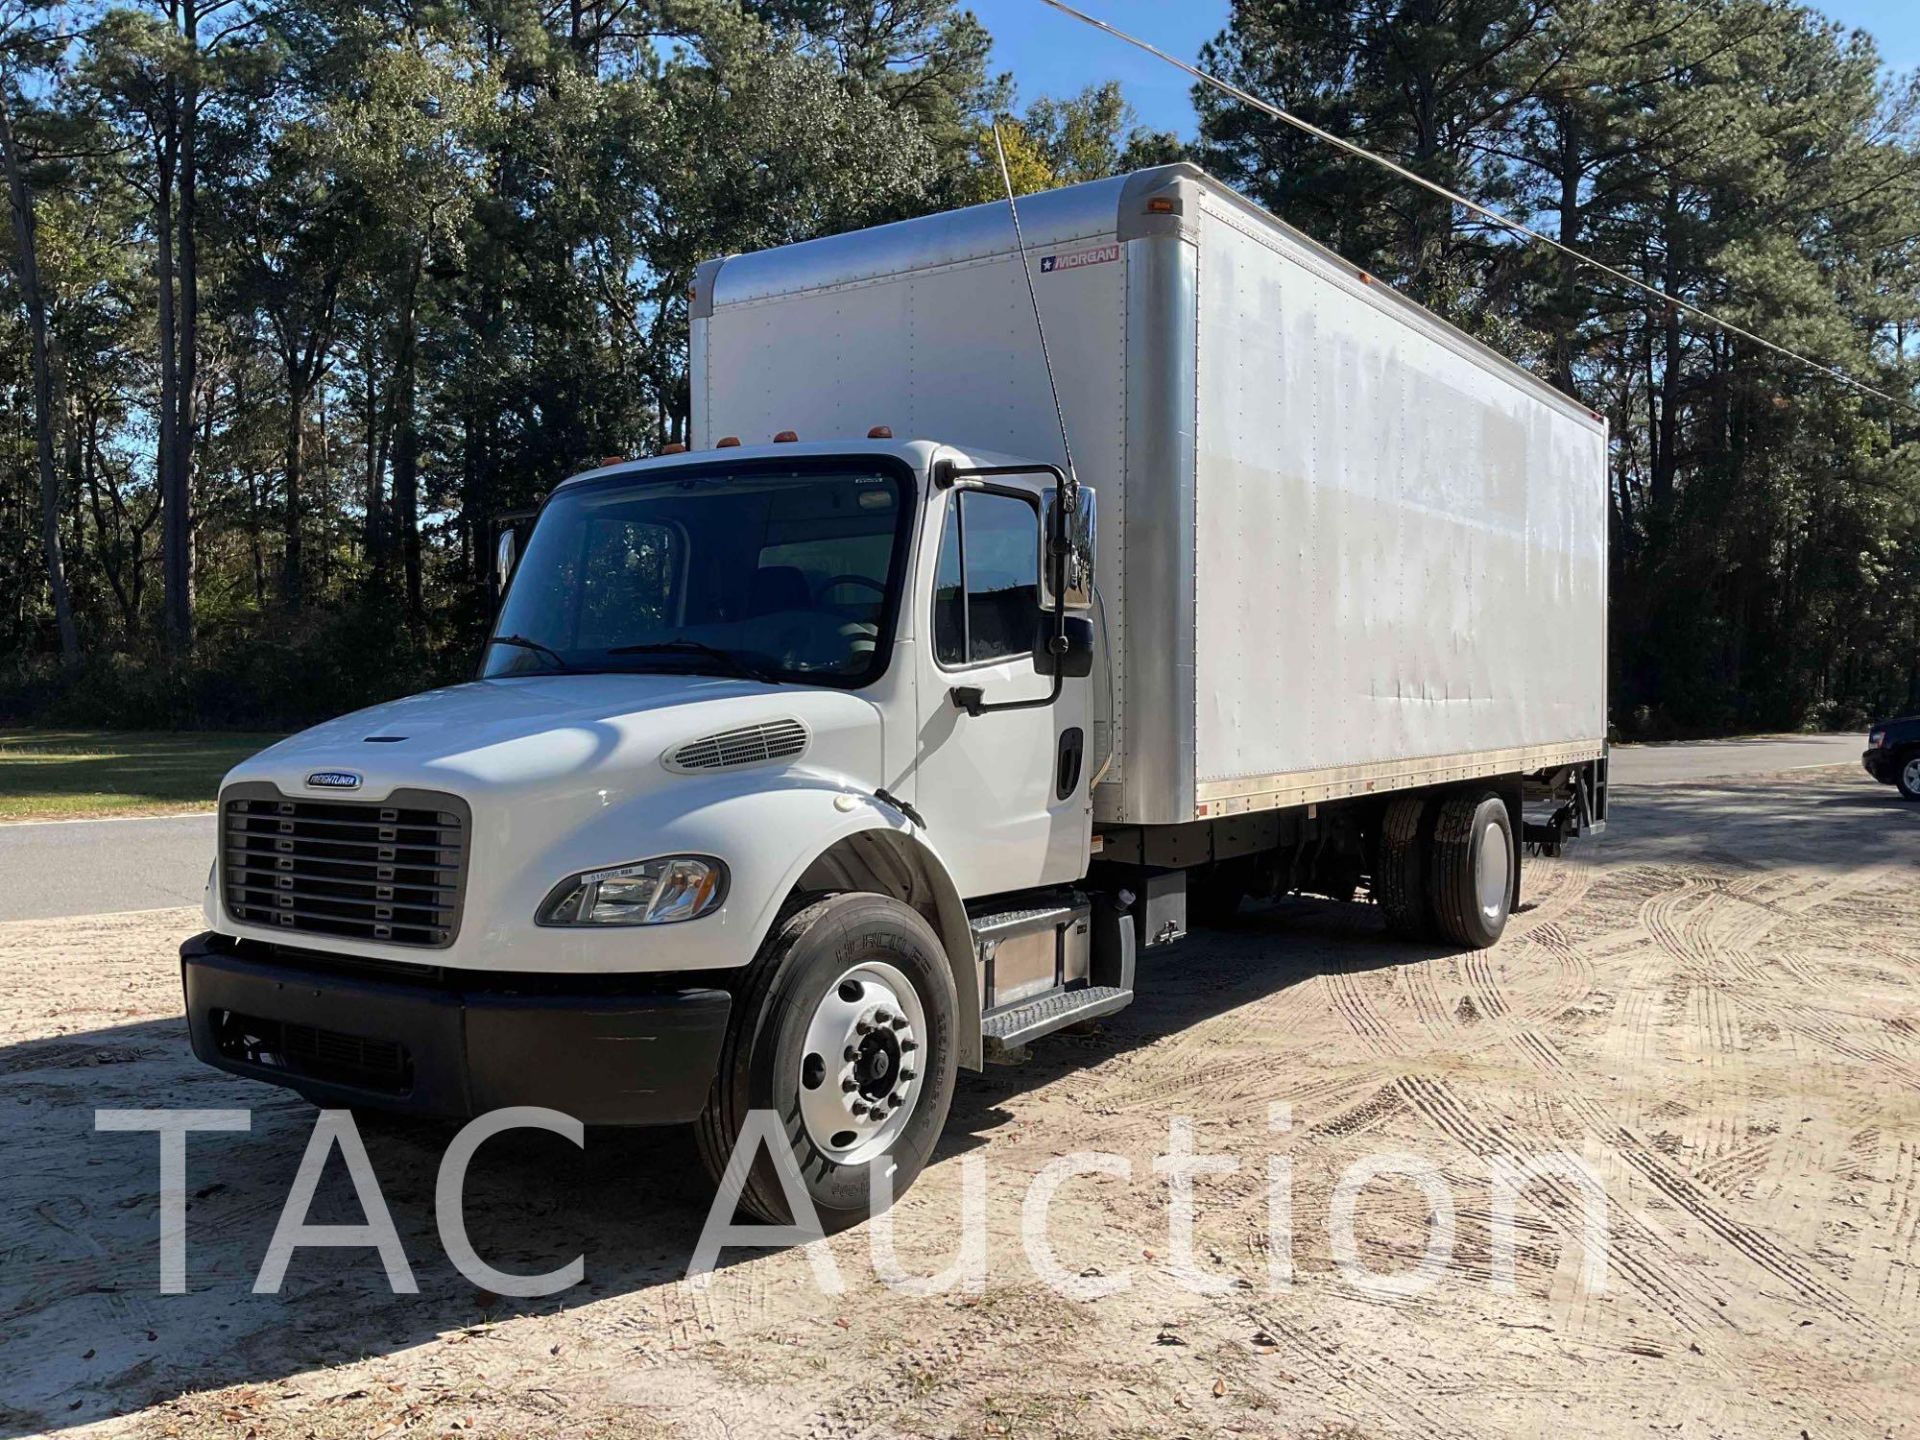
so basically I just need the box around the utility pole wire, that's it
[1033,0,1920,417]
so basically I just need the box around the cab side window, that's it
[932,491,1039,666]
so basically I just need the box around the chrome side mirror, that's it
[1042,484,1096,611]
[495,528,517,594]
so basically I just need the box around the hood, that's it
[227,673,883,805]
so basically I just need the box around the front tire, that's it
[1898,752,1920,801]
[696,893,958,1228]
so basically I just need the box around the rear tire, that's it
[1898,753,1920,801]
[1375,795,1434,940]
[1427,791,1515,949]
[696,892,958,1228]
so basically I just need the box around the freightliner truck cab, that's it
[182,438,1113,1226]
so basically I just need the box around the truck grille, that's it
[221,784,470,948]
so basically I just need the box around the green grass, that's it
[0,729,283,821]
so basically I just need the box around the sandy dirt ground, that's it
[3,767,1917,1439]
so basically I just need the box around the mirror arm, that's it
[951,673,1062,716]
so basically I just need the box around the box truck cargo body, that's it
[690,164,1608,826]
[181,165,1608,1226]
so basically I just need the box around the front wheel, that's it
[696,893,958,1228]
[1898,753,1920,801]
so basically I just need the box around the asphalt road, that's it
[0,733,1870,923]
[0,813,215,923]
[1607,731,1864,785]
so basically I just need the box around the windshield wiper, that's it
[489,633,574,671]
[606,639,777,684]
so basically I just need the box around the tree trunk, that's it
[284,380,305,605]
[1649,187,1682,520]
[362,314,385,569]
[1550,104,1582,398]
[394,246,423,622]
[0,89,80,664]
[155,121,188,651]
[247,470,266,606]
[173,0,201,638]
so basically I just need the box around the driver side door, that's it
[910,482,1091,899]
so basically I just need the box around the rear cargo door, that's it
[912,479,1091,898]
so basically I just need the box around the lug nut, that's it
[844,1045,858,1061]
[856,1020,873,1035]
[900,1039,917,1053]
[890,1016,908,1030]
[874,1008,893,1024]
[888,1094,903,1108]
[851,1102,869,1117]
[900,1068,916,1081]
[841,1078,858,1093]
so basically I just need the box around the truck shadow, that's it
[1,1018,737,1435]
[946,895,1413,1141]
[1,898,1422,1436]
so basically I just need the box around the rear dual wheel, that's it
[696,893,958,1228]
[1375,790,1516,949]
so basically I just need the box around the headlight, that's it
[1868,728,1884,748]
[537,855,728,926]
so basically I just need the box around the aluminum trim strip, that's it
[1095,741,1605,821]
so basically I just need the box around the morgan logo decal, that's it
[1039,243,1120,275]
[306,771,362,790]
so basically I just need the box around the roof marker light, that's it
[599,455,626,467]
[867,425,893,439]
[716,436,741,448]
[659,442,688,455]
[773,430,799,443]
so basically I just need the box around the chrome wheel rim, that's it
[1477,819,1511,923]
[796,960,926,1167]
[1905,757,1920,794]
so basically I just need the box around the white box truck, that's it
[182,164,1607,1224]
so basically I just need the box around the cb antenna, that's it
[991,125,1078,505]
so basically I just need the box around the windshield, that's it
[484,459,913,687]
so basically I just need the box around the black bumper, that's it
[181,933,731,1125]
[1864,748,1896,783]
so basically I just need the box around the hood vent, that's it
[668,718,809,773]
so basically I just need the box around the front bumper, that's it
[1864,748,1897,783]
[181,933,730,1125]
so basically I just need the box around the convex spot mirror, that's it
[1032,614,1096,679]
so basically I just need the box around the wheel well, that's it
[790,829,982,1070]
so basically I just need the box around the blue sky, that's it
[967,0,1920,137]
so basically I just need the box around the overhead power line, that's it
[1033,0,1918,416]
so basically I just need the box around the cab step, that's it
[982,984,1133,1056]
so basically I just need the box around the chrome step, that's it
[968,898,1084,943]
[982,984,1133,1055]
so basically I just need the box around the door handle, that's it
[1056,727,1085,799]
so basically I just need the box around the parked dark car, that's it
[1863,714,1920,800]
